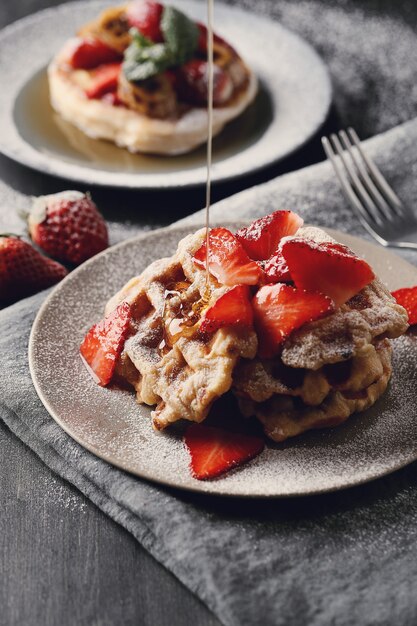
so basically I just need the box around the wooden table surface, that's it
[0,1,331,624]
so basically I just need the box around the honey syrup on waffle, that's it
[159,1,215,356]
[159,282,204,354]
[204,0,215,296]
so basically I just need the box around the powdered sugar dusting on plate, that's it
[29,225,417,497]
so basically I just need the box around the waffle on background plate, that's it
[105,224,408,443]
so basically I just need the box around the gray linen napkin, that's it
[2,117,417,626]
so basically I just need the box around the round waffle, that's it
[48,0,258,156]
[48,54,257,155]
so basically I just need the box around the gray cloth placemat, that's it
[2,117,417,626]
[3,0,417,624]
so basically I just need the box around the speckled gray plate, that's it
[29,224,417,497]
[0,0,331,189]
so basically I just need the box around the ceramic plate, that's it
[0,0,331,189]
[29,224,417,497]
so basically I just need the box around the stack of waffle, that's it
[106,226,408,442]
[233,227,408,441]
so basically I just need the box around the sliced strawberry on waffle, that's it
[391,286,417,325]
[253,283,334,358]
[69,38,122,70]
[101,92,124,106]
[200,285,253,333]
[193,228,262,286]
[282,239,375,307]
[262,248,291,283]
[80,302,132,386]
[184,423,264,480]
[175,60,233,106]
[86,63,122,99]
[126,0,164,42]
[236,211,303,261]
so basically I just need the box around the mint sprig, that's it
[122,5,199,83]
[160,6,199,67]
[123,30,173,82]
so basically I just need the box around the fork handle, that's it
[385,240,417,251]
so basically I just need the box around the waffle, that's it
[48,2,257,155]
[107,224,408,441]
[235,339,392,442]
[106,229,257,429]
[234,339,390,406]
[231,227,408,442]
[278,228,408,370]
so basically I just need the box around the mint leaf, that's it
[160,6,199,67]
[123,29,173,82]
[122,6,199,83]
[130,30,153,49]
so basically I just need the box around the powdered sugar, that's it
[29,225,417,497]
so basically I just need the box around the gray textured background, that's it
[1,1,417,625]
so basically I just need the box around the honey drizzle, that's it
[159,283,204,355]
[204,0,214,293]
[159,1,215,357]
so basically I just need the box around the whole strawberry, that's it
[0,235,67,306]
[28,191,109,266]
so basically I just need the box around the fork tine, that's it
[321,137,382,234]
[338,130,395,222]
[347,128,405,217]
[329,133,384,226]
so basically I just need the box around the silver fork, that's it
[321,127,417,250]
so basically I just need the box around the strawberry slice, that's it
[69,37,122,70]
[281,239,375,307]
[184,423,264,480]
[253,283,334,358]
[86,63,122,99]
[391,286,417,324]
[80,302,132,386]
[236,211,304,261]
[101,91,124,106]
[193,228,262,286]
[200,285,253,333]
[126,1,164,42]
[175,59,233,106]
[262,248,291,283]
